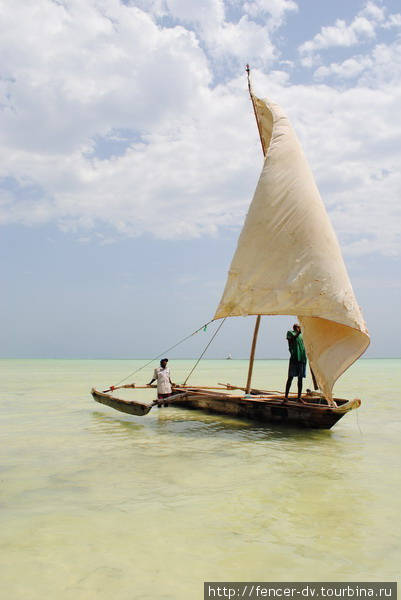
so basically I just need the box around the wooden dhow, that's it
[91,384,361,429]
[91,66,370,430]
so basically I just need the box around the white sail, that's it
[214,96,370,400]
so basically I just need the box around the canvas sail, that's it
[214,96,370,401]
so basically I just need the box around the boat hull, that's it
[91,387,360,429]
[176,395,351,429]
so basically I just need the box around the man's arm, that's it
[147,368,158,386]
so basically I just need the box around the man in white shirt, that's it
[148,358,173,399]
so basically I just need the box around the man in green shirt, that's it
[284,323,307,403]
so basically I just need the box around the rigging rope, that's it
[183,318,226,386]
[112,318,216,387]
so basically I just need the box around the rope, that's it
[112,318,216,387]
[183,318,226,385]
[356,404,363,436]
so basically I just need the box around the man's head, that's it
[293,323,301,332]
[160,358,168,368]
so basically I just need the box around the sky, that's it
[1,0,400,361]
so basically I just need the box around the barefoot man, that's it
[147,358,173,400]
[284,324,307,403]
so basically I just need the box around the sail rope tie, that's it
[183,318,226,386]
[111,318,216,388]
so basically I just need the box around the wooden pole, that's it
[245,315,261,394]
[310,367,319,391]
[244,65,266,394]
[246,64,266,155]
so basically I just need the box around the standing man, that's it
[148,358,173,400]
[284,324,307,403]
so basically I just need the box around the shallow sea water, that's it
[1,358,400,599]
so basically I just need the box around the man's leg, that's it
[297,376,302,399]
[297,376,306,403]
[284,376,293,400]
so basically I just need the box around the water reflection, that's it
[90,410,146,434]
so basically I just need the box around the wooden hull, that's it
[91,387,360,429]
[91,388,152,416]
[176,394,358,429]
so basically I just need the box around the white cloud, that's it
[243,0,298,26]
[149,0,297,68]
[315,56,372,80]
[313,36,401,85]
[166,0,225,26]
[208,16,277,64]
[0,0,400,258]
[0,0,210,150]
[383,12,401,28]
[298,1,397,66]
[357,40,401,86]
[162,1,278,68]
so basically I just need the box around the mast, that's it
[245,65,265,394]
[245,315,261,394]
[246,64,266,155]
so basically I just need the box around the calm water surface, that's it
[1,359,400,599]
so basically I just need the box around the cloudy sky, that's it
[1,0,400,360]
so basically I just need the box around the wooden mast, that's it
[245,314,261,394]
[246,64,266,155]
[245,65,265,394]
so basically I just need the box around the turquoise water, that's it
[1,358,400,599]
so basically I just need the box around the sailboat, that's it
[91,67,370,429]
